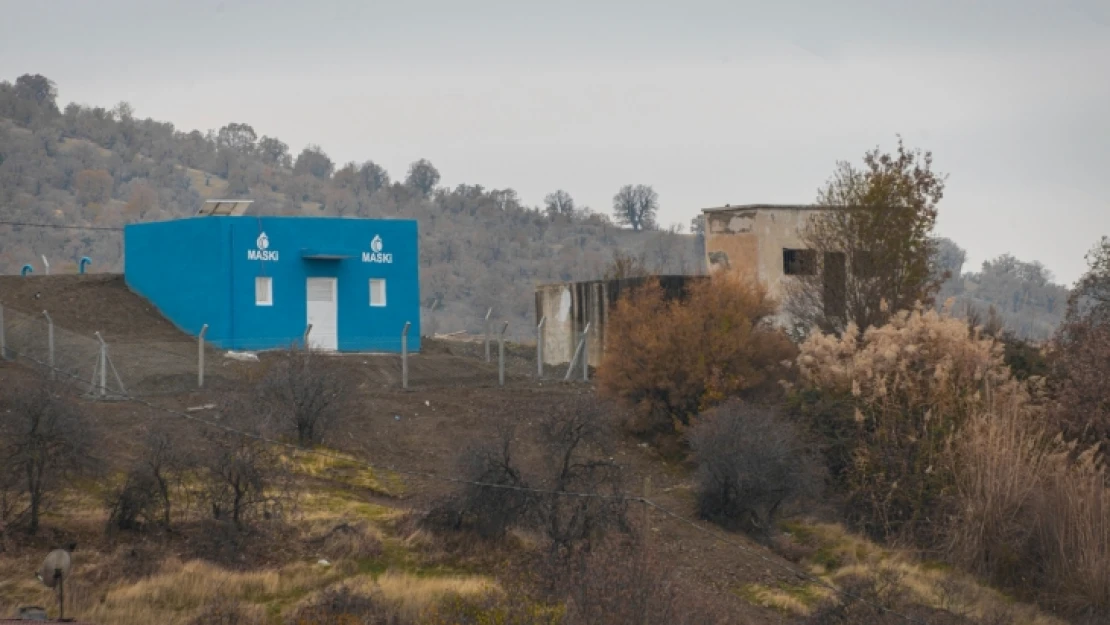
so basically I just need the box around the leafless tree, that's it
[259,349,346,448]
[611,184,659,231]
[105,428,185,531]
[0,377,94,534]
[293,144,335,179]
[200,408,286,530]
[544,189,576,217]
[689,400,821,537]
[533,397,629,554]
[405,158,440,196]
[426,422,534,539]
[784,137,947,335]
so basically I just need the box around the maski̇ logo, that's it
[362,234,392,264]
[248,231,279,261]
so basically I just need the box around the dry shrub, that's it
[428,397,628,556]
[286,587,400,625]
[598,273,795,433]
[795,303,1015,541]
[259,348,348,448]
[424,422,533,539]
[805,571,985,625]
[689,400,822,536]
[312,521,383,561]
[187,596,264,625]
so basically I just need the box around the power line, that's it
[0,220,123,231]
[1,345,931,625]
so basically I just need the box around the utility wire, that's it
[1,344,931,625]
[0,220,123,231]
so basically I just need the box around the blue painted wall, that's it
[124,216,421,352]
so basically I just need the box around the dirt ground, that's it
[0,276,800,623]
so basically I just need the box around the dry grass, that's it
[286,448,406,498]
[748,521,1070,625]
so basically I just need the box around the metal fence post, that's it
[198,324,208,388]
[401,321,411,390]
[498,321,509,387]
[41,254,50,276]
[42,310,55,379]
[0,304,6,361]
[484,308,493,362]
[582,322,590,382]
[95,332,107,396]
[536,316,545,378]
[564,322,590,382]
[303,324,313,350]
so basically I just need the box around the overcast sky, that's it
[2,0,1107,283]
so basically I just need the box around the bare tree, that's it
[358,160,391,195]
[689,401,821,537]
[601,249,649,281]
[785,136,947,335]
[259,349,346,448]
[533,397,629,554]
[426,422,533,539]
[544,189,576,217]
[405,158,440,196]
[0,378,94,534]
[216,122,257,155]
[200,408,286,530]
[106,429,184,531]
[293,144,335,179]
[612,184,659,231]
[257,136,290,167]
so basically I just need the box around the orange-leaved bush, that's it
[794,301,1018,541]
[597,273,795,433]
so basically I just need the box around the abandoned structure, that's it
[535,276,700,367]
[701,204,829,300]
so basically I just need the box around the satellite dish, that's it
[36,543,75,620]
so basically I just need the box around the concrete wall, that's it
[124,216,421,352]
[536,276,699,368]
[703,205,826,303]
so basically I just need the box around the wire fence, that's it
[0,304,594,396]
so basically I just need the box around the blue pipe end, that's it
[21,264,33,276]
[79,257,92,274]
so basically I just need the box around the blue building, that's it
[124,208,420,353]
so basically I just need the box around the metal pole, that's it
[41,254,50,276]
[303,324,313,350]
[198,324,208,388]
[42,310,54,380]
[564,322,590,382]
[95,331,107,397]
[498,321,508,387]
[536,316,545,378]
[0,304,6,361]
[401,321,411,390]
[484,307,493,362]
[582,322,590,382]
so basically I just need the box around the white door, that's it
[306,277,338,351]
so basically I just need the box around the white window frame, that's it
[255,276,273,306]
[369,278,386,307]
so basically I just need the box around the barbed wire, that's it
[0,344,931,625]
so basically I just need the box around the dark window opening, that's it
[783,249,817,276]
[823,252,847,320]
[852,250,878,278]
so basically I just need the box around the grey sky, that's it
[2,0,1107,283]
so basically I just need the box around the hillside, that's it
[0,278,1074,624]
[0,77,702,341]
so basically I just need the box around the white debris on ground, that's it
[224,351,259,362]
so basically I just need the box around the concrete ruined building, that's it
[533,204,847,367]
[703,204,849,324]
